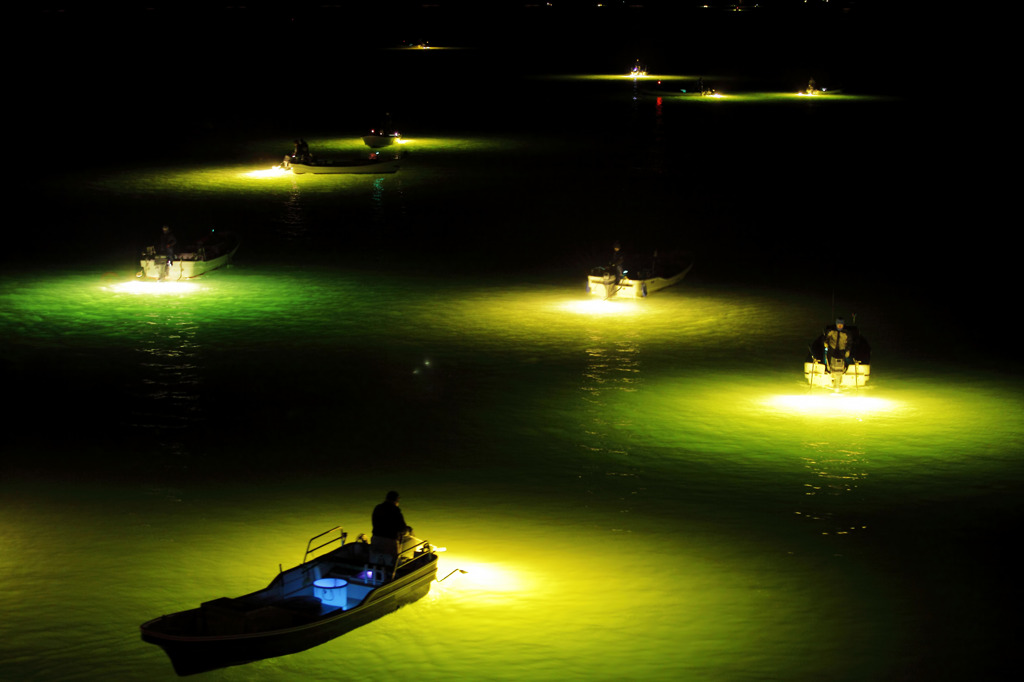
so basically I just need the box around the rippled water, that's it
[3,6,1016,681]
[3,264,1020,681]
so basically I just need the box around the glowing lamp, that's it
[313,578,348,608]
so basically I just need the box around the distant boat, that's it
[587,251,693,299]
[362,131,402,148]
[285,155,400,174]
[804,321,871,389]
[140,527,440,676]
[137,231,239,281]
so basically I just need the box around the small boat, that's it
[586,251,694,299]
[284,154,400,174]
[362,131,402,148]
[137,230,239,281]
[140,527,441,676]
[804,320,871,389]
[363,113,402,147]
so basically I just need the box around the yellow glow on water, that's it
[73,136,517,196]
[105,280,204,295]
[385,45,467,51]
[558,298,645,317]
[551,74,703,82]
[661,91,886,104]
[425,285,761,353]
[447,559,529,595]
[765,393,898,416]
[242,167,290,179]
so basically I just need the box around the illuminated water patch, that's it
[558,297,646,317]
[764,393,898,416]
[75,136,519,196]
[104,280,204,295]
[444,558,530,597]
[545,74,710,82]
[242,167,291,179]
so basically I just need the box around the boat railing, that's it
[396,539,435,568]
[303,526,347,566]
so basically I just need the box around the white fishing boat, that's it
[137,231,239,281]
[586,251,693,299]
[284,155,400,174]
[362,132,401,148]
[141,527,443,676]
[804,319,871,389]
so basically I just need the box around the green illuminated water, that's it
[3,7,1014,681]
[3,268,1019,681]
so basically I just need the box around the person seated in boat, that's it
[284,139,311,166]
[284,140,299,167]
[823,317,852,372]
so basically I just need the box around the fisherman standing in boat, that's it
[157,225,177,281]
[823,317,851,372]
[159,225,177,260]
[610,241,624,285]
[371,490,419,558]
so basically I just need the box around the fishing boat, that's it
[137,230,239,281]
[804,319,871,389]
[284,154,400,174]
[363,112,402,148]
[140,527,441,676]
[586,251,694,299]
[362,131,402,148]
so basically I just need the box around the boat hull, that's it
[804,360,870,388]
[138,236,239,281]
[289,159,399,174]
[141,552,438,676]
[804,326,871,389]
[586,261,693,298]
[362,134,401,148]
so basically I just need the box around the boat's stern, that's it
[586,274,645,298]
[804,361,870,388]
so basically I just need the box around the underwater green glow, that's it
[537,75,889,103]
[73,136,516,196]
[4,267,1021,681]
[558,297,646,317]
[547,73,713,82]
[764,393,898,416]
[107,280,204,295]
[6,9,1013,678]
[660,91,891,104]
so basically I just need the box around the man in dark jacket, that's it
[372,490,408,541]
[370,491,421,571]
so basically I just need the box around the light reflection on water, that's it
[2,268,1021,681]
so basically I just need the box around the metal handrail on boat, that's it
[303,526,347,565]
[397,539,433,565]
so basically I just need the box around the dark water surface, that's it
[3,5,1016,682]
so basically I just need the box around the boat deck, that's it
[140,528,439,675]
